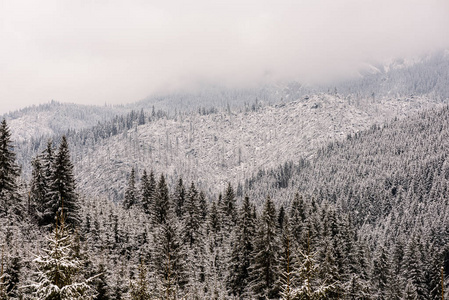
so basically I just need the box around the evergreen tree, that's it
[45,136,80,227]
[152,174,170,225]
[0,245,7,300]
[5,250,21,299]
[227,196,256,297]
[139,169,153,215]
[0,119,20,217]
[31,211,95,299]
[293,232,333,299]
[173,178,186,219]
[181,182,202,248]
[372,245,391,300]
[93,262,110,300]
[39,140,56,226]
[129,261,152,300]
[221,183,237,231]
[123,168,137,210]
[30,157,47,224]
[198,191,208,222]
[250,196,280,299]
[153,211,186,299]
[279,216,299,300]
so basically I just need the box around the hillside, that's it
[2,100,128,142]
[244,105,449,252]
[72,93,441,200]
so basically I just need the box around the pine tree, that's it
[5,250,21,299]
[221,183,237,231]
[93,262,110,300]
[227,196,256,297]
[152,174,170,225]
[123,168,137,210]
[31,210,95,299]
[153,211,186,299]
[279,216,299,300]
[30,157,47,224]
[40,140,56,227]
[182,182,207,296]
[250,196,280,299]
[0,119,20,217]
[45,136,80,227]
[181,182,202,249]
[293,232,333,299]
[129,261,152,300]
[139,169,153,215]
[173,178,186,219]
[372,245,391,300]
[0,245,7,300]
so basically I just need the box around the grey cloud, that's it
[1,0,448,113]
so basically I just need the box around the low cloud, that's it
[1,0,448,113]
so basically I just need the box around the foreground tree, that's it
[31,210,95,299]
[0,119,20,217]
[44,136,80,227]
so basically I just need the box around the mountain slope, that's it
[3,100,128,142]
[72,93,441,200]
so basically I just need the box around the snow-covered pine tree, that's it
[372,245,392,300]
[31,210,95,299]
[40,140,56,227]
[0,245,7,300]
[249,195,280,299]
[278,215,299,300]
[152,210,187,299]
[46,136,80,227]
[220,183,237,231]
[293,232,333,299]
[182,182,207,296]
[227,195,256,297]
[123,168,137,210]
[152,174,170,225]
[30,157,47,224]
[139,169,153,215]
[129,260,152,300]
[173,178,186,219]
[0,119,21,218]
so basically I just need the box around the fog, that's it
[1,0,448,114]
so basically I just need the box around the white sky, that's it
[1,0,448,114]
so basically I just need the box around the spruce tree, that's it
[129,261,152,300]
[123,168,137,210]
[45,136,80,227]
[152,174,170,225]
[173,178,186,219]
[221,183,237,230]
[31,210,95,299]
[139,169,153,215]
[278,215,299,300]
[153,211,186,299]
[39,140,56,226]
[250,196,280,299]
[30,157,47,224]
[227,196,256,297]
[0,119,20,217]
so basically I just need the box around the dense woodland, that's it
[1,52,449,299]
[1,101,449,299]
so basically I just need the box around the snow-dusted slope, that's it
[74,93,441,200]
[3,101,127,142]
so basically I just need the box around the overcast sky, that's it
[1,0,448,114]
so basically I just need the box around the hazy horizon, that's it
[1,0,448,114]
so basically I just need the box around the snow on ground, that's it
[74,93,441,200]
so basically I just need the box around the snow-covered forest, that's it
[1,51,449,299]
